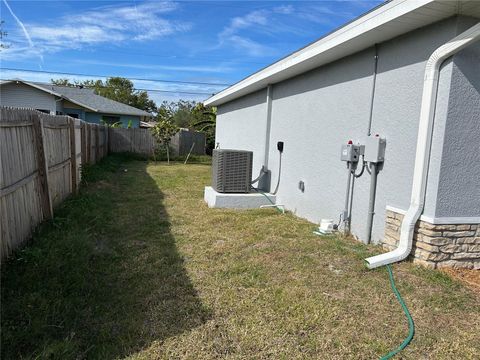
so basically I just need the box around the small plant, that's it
[127,120,133,129]
[100,120,122,128]
[150,120,178,164]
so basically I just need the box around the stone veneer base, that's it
[382,210,480,269]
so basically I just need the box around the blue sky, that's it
[0,0,382,104]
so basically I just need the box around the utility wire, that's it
[1,43,269,65]
[0,78,215,96]
[0,67,231,87]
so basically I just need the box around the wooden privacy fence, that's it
[109,127,157,156]
[109,127,206,157]
[0,107,108,259]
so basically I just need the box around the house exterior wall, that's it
[63,108,86,120]
[215,16,479,248]
[216,88,268,176]
[434,39,480,218]
[0,83,57,114]
[84,112,141,128]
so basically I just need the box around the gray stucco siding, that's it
[267,48,374,234]
[216,89,268,176]
[215,16,478,243]
[0,83,57,113]
[435,40,480,217]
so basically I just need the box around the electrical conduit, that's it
[366,22,480,269]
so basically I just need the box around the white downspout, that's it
[264,84,273,170]
[366,22,480,269]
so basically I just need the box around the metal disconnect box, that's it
[364,136,386,163]
[212,149,253,193]
[341,144,362,162]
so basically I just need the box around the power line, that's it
[0,79,215,96]
[0,67,231,87]
[2,41,270,65]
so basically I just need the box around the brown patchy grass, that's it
[441,268,480,294]
[2,155,479,359]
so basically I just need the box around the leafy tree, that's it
[150,119,179,164]
[51,77,156,113]
[156,100,216,154]
[191,103,217,154]
[0,20,10,50]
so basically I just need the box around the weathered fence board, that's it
[0,107,107,260]
[1,106,207,260]
[109,127,206,156]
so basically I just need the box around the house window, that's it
[67,113,79,119]
[102,115,121,126]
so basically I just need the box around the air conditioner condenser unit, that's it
[212,149,253,193]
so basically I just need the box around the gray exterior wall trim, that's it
[215,16,479,244]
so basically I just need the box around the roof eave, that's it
[204,0,440,107]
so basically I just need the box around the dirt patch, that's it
[442,268,480,293]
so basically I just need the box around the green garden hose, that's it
[251,187,283,213]
[380,264,415,359]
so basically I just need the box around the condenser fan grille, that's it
[212,149,253,193]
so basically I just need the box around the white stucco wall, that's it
[215,16,479,243]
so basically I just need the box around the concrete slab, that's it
[204,186,276,209]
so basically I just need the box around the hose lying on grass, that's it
[380,264,415,360]
[250,187,284,214]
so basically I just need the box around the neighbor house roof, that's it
[205,0,480,106]
[0,80,151,117]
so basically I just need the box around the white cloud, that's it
[215,3,356,57]
[220,9,269,38]
[2,0,33,47]
[227,36,273,58]
[2,0,44,64]
[217,9,275,57]
[273,5,294,15]
[1,1,190,59]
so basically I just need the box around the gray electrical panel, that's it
[364,136,386,163]
[212,149,253,193]
[341,144,363,162]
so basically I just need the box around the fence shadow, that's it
[1,154,210,359]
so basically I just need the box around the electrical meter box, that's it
[341,144,363,162]
[364,136,386,163]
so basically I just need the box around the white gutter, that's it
[366,22,480,269]
[204,0,439,106]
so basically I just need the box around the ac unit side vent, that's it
[212,149,253,193]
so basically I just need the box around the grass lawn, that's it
[2,154,479,359]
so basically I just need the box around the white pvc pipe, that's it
[366,22,480,269]
[264,85,273,169]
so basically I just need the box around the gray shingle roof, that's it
[34,83,151,117]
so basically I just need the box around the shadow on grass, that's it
[1,154,210,359]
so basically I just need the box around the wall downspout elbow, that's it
[366,23,480,269]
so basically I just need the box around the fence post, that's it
[95,125,99,163]
[85,124,90,164]
[104,125,108,156]
[80,122,86,166]
[69,118,78,194]
[32,114,53,220]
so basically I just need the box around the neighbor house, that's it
[205,0,480,269]
[0,80,151,127]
